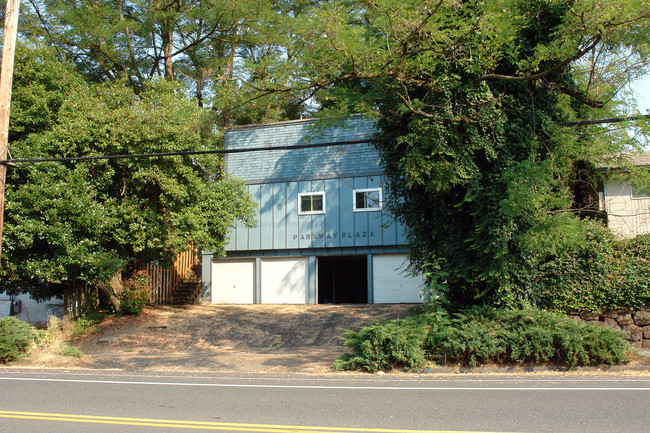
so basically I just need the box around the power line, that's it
[2,113,647,166]
[556,114,650,127]
[0,138,387,165]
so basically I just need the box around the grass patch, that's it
[59,342,84,358]
[71,311,107,337]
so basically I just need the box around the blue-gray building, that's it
[202,117,424,304]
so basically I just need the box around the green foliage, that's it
[333,313,446,372]
[334,308,633,372]
[0,317,42,363]
[432,308,632,369]
[14,2,650,312]
[282,0,650,308]
[1,44,257,301]
[533,225,650,313]
[21,1,310,124]
[120,270,152,314]
[71,313,105,338]
[59,342,84,358]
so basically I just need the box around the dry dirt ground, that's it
[15,303,650,375]
[18,304,417,374]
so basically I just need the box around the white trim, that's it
[631,184,650,199]
[353,188,383,212]
[298,191,326,215]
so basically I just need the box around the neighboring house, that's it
[202,117,425,304]
[0,291,63,326]
[600,152,650,238]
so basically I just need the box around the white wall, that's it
[604,181,650,238]
[0,292,63,327]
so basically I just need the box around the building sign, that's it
[293,231,376,241]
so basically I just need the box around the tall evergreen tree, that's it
[22,0,312,125]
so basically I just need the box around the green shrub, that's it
[333,314,444,372]
[0,317,42,363]
[59,342,84,358]
[120,270,151,314]
[531,226,650,313]
[71,312,106,337]
[334,312,453,372]
[334,307,633,372]
[430,308,632,368]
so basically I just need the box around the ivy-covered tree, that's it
[273,0,650,307]
[1,44,256,308]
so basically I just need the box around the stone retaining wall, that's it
[569,309,650,348]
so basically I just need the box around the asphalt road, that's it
[0,369,649,433]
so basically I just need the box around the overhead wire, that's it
[2,112,647,165]
[0,138,390,165]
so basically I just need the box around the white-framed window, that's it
[298,191,325,215]
[353,188,382,212]
[631,184,650,199]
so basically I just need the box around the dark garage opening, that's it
[318,255,368,304]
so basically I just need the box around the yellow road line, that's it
[0,410,510,433]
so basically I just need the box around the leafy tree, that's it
[275,0,650,307]
[1,44,257,309]
[22,0,313,125]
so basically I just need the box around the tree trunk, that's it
[95,272,123,312]
[163,26,175,81]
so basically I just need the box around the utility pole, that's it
[0,0,21,264]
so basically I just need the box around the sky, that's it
[632,74,650,113]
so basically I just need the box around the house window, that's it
[353,188,382,212]
[632,184,650,199]
[299,192,325,215]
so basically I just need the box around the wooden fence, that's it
[143,245,199,305]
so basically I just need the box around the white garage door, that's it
[373,254,424,303]
[212,259,255,304]
[261,258,308,304]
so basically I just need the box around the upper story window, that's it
[632,184,650,199]
[299,192,325,215]
[354,188,382,212]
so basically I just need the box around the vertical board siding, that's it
[324,178,340,248]
[248,184,262,250]
[605,181,650,237]
[340,177,356,248]
[223,117,410,253]
[235,215,249,251]
[353,177,370,247]
[273,184,287,250]
[367,175,384,246]
[259,183,274,250]
[311,179,326,249]
[227,175,408,251]
[396,220,409,245]
[298,180,313,250]
[286,182,300,249]
[225,222,236,251]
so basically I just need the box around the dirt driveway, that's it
[22,304,416,374]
